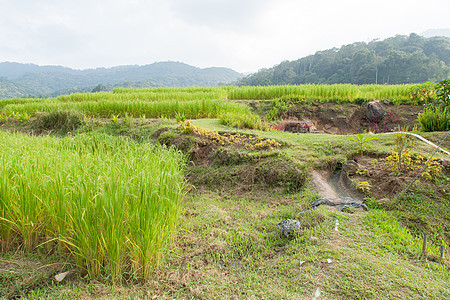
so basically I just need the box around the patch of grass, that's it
[31,110,84,135]
[0,251,78,299]
[364,209,443,258]
[156,190,450,299]
[187,156,308,193]
[381,179,450,245]
[1,101,449,298]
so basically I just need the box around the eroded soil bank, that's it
[279,102,423,134]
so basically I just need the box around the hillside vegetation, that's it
[237,34,449,86]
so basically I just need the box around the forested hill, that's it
[0,61,242,99]
[236,34,449,86]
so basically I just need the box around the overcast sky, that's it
[0,0,448,73]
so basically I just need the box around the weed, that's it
[178,121,280,150]
[418,106,450,132]
[32,110,84,134]
[346,133,379,153]
[175,112,186,123]
[393,126,417,172]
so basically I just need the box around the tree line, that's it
[236,34,449,86]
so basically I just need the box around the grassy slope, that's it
[0,117,449,299]
[3,190,448,299]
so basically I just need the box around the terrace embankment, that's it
[154,125,308,193]
[279,102,424,134]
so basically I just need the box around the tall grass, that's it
[2,99,252,119]
[365,210,441,257]
[2,84,417,111]
[219,111,269,131]
[0,131,185,281]
[418,107,450,132]
[228,84,415,103]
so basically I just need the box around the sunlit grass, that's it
[0,131,185,281]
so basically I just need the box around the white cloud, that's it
[0,0,448,73]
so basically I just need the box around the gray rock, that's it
[342,160,361,175]
[366,100,385,121]
[278,219,302,237]
[310,197,367,211]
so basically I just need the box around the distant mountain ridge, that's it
[0,61,243,99]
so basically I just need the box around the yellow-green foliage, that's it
[356,181,372,194]
[0,131,185,281]
[381,153,443,180]
[178,121,280,150]
[418,107,450,132]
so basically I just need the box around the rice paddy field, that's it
[0,83,421,118]
[0,132,185,282]
[0,83,449,299]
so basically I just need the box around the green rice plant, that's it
[0,131,185,281]
[219,111,269,131]
[228,84,415,103]
[1,85,420,120]
[2,99,252,121]
[418,107,450,132]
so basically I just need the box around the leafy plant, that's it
[175,112,186,123]
[110,114,119,124]
[346,133,379,153]
[356,167,369,176]
[393,126,417,172]
[409,83,436,105]
[177,121,280,150]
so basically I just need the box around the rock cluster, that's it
[277,219,302,237]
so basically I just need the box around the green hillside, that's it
[237,34,450,86]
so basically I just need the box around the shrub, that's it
[32,110,84,134]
